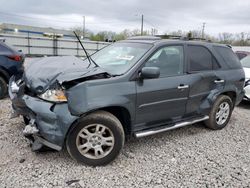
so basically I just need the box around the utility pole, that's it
[82,16,86,39]
[202,22,206,39]
[141,14,144,36]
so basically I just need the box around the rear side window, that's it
[214,46,242,69]
[188,45,219,72]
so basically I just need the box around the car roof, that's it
[121,37,229,48]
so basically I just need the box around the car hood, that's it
[244,67,250,80]
[24,56,107,94]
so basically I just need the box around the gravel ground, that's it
[0,98,250,188]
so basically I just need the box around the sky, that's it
[0,0,250,36]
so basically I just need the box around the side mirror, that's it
[140,67,160,79]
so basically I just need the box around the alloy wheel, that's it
[76,124,115,159]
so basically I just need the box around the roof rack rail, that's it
[155,35,182,39]
[155,35,211,42]
[127,36,161,40]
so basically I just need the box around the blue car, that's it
[0,40,25,99]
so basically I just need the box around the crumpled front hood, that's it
[24,56,106,93]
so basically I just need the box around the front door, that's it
[135,45,189,128]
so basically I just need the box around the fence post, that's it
[53,36,58,56]
[27,32,31,55]
[97,42,99,51]
[76,41,79,57]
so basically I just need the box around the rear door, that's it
[185,45,225,115]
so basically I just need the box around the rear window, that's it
[214,46,242,69]
[188,45,220,72]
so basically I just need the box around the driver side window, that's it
[145,46,184,77]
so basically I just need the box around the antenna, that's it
[73,31,99,67]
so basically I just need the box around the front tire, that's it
[205,95,233,130]
[0,77,7,99]
[66,111,125,166]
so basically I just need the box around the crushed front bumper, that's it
[9,76,79,151]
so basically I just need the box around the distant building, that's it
[0,23,76,38]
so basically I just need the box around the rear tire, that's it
[0,77,7,99]
[205,95,233,130]
[66,111,125,166]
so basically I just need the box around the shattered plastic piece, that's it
[23,124,39,136]
[10,109,19,119]
[31,140,43,151]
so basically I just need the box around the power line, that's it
[0,11,157,32]
[0,11,82,24]
[0,11,142,28]
[143,18,160,30]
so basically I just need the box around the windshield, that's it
[91,42,152,75]
[241,55,250,68]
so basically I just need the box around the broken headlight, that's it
[39,89,67,102]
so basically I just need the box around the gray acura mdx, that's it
[9,36,245,166]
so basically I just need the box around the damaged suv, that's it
[9,36,245,166]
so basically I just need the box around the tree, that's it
[166,30,185,36]
[218,32,234,44]
[70,26,93,39]
[233,32,250,46]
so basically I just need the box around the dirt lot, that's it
[0,98,250,188]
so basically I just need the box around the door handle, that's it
[214,79,225,83]
[177,85,189,89]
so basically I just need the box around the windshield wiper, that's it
[73,31,99,68]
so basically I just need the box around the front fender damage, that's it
[65,80,136,121]
[18,95,79,150]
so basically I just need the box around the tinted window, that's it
[188,45,216,71]
[214,46,242,69]
[145,46,184,77]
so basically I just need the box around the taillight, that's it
[7,55,22,62]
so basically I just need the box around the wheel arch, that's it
[96,106,132,136]
[0,67,10,83]
[220,91,236,106]
[64,105,132,148]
